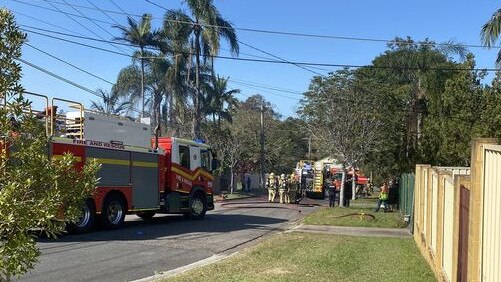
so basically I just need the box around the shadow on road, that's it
[38,213,288,243]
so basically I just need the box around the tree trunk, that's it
[352,166,356,200]
[340,165,346,207]
[169,94,178,137]
[230,167,234,194]
[140,47,145,119]
[192,29,201,139]
[154,93,161,135]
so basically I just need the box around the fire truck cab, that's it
[28,95,216,233]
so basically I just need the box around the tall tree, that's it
[90,89,130,116]
[113,53,173,132]
[352,37,466,177]
[164,0,239,138]
[481,8,501,66]
[114,14,160,118]
[299,69,384,206]
[203,76,239,127]
[419,54,486,166]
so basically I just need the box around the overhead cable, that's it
[10,0,499,49]
[22,27,501,72]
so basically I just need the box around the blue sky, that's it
[2,0,501,117]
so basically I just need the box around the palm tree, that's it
[144,51,172,133]
[114,14,161,118]
[481,8,501,66]
[203,76,239,127]
[90,89,131,115]
[164,1,239,138]
[113,52,173,132]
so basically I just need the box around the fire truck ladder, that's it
[2,92,84,139]
[50,97,84,139]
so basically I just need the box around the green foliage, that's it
[0,9,99,279]
[90,89,131,116]
[478,72,501,139]
[163,0,239,138]
[420,55,486,166]
[481,8,501,66]
[0,9,25,98]
[204,95,309,190]
[298,37,501,180]
[299,68,384,168]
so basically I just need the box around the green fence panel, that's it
[399,173,415,232]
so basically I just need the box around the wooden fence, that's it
[413,139,501,282]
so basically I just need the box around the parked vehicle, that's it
[12,94,217,233]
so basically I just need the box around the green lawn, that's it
[303,207,407,228]
[164,232,435,282]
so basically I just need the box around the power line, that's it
[237,40,325,76]
[10,0,497,50]
[107,0,132,18]
[11,9,87,37]
[85,0,121,26]
[138,0,325,77]
[59,0,118,39]
[21,26,501,72]
[21,24,292,65]
[12,0,330,76]
[24,29,304,100]
[143,0,168,10]
[24,28,134,58]
[228,78,303,96]
[229,81,300,101]
[41,0,129,55]
[83,0,135,52]
[18,58,104,98]
[10,0,113,25]
[17,58,146,116]
[230,77,303,94]
[25,43,115,85]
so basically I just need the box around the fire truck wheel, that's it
[184,193,207,219]
[136,211,156,220]
[68,199,96,234]
[101,195,126,229]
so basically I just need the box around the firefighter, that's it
[284,174,292,204]
[279,174,287,204]
[267,173,277,202]
[291,173,301,203]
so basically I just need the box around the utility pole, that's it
[260,103,266,190]
[308,137,311,160]
[303,137,312,160]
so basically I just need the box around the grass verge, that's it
[163,232,434,282]
[303,207,407,228]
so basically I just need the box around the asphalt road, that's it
[19,196,323,282]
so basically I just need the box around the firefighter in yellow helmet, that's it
[279,174,287,204]
[267,173,277,202]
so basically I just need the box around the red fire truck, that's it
[18,94,217,233]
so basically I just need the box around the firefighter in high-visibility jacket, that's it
[279,174,288,204]
[267,173,277,202]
